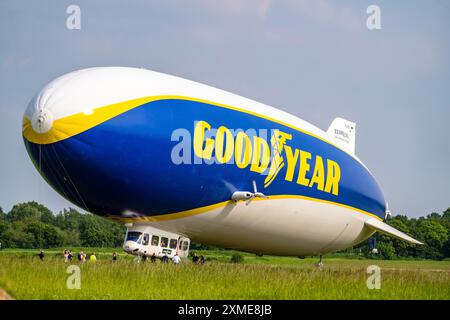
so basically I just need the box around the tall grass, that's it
[0,250,449,299]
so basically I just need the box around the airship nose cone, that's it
[31,108,53,134]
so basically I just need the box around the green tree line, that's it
[0,202,449,260]
[0,202,125,248]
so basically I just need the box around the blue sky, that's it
[0,0,449,217]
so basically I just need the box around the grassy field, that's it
[0,248,449,300]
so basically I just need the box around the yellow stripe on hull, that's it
[22,95,353,157]
[22,96,158,145]
[107,194,383,223]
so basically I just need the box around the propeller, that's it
[231,180,267,205]
[252,180,266,198]
[245,180,267,206]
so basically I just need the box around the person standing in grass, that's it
[63,250,69,263]
[200,255,205,264]
[161,254,169,263]
[90,252,97,262]
[172,253,181,265]
[79,250,86,263]
[192,253,199,264]
[112,252,118,262]
[37,250,45,261]
[150,253,157,263]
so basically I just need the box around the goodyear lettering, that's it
[250,136,270,173]
[235,132,252,169]
[215,126,233,163]
[297,150,311,186]
[193,121,214,160]
[193,121,341,196]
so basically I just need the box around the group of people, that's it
[63,250,73,262]
[63,249,97,263]
[36,250,206,265]
[143,252,181,264]
[191,253,206,264]
[142,252,205,265]
[144,252,206,264]
[36,250,125,263]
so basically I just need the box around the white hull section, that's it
[140,199,376,256]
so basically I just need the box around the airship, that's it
[22,67,421,264]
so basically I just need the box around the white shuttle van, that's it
[123,225,190,258]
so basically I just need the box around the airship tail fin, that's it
[327,118,356,154]
[365,218,423,245]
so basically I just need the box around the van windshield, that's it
[126,231,142,243]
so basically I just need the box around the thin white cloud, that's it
[162,0,271,19]
[198,0,271,19]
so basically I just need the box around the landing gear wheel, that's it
[315,255,324,269]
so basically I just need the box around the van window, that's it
[142,233,149,246]
[169,239,177,249]
[178,241,183,249]
[151,235,159,246]
[160,237,168,248]
[126,231,142,242]
[182,241,189,251]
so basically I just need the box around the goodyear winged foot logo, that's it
[191,120,341,196]
[264,130,291,188]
